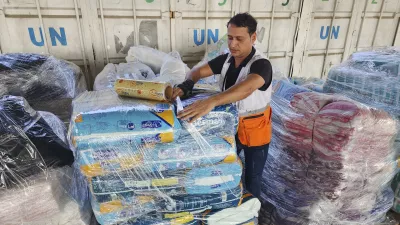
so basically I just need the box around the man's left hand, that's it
[177,98,217,123]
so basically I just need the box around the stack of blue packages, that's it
[69,89,247,225]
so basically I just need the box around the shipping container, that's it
[171,0,302,77]
[1,0,400,86]
[0,0,171,87]
[293,0,400,78]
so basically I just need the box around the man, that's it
[172,13,272,198]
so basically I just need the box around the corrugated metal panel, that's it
[82,0,171,81]
[0,0,87,62]
[355,0,400,51]
[292,0,400,79]
[395,17,400,46]
[1,0,400,83]
[94,0,171,64]
[244,0,302,76]
[0,0,171,86]
[171,0,236,62]
[0,0,93,84]
[172,0,302,76]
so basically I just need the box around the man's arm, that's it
[178,73,265,122]
[186,63,215,83]
[172,54,228,99]
[172,63,214,99]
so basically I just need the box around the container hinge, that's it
[170,11,182,19]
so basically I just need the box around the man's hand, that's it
[172,87,184,100]
[177,97,217,123]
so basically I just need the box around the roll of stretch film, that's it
[114,79,173,102]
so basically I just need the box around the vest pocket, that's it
[238,108,272,147]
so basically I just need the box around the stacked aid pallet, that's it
[70,89,260,225]
[323,49,400,213]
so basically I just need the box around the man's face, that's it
[227,23,256,58]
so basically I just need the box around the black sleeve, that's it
[249,59,273,91]
[207,53,229,74]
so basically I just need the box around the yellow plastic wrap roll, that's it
[114,79,173,102]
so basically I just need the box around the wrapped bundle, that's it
[261,80,397,225]
[0,95,91,225]
[322,49,400,213]
[69,88,255,224]
[0,53,87,122]
[323,48,400,116]
[0,96,74,190]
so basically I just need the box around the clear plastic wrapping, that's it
[291,77,325,93]
[0,167,93,225]
[38,111,68,143]
[0,106,47,190]
[260,80,398,225]
[0,95,77,190]
[0,53,87,122]
[0,95,91,224]
[322,49,400,216]
[323,48,400,116]
[391,172,400,213]
[348,49,400,76]
[69,88,261,224]
[0,95,74,168]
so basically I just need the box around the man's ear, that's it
[251,32,257,44]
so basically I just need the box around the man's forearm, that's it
[177,63,215,97]
[177,67,203,97]
[186,67,202,83]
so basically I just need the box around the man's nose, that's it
[229,39,238,48]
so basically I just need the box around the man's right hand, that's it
[172,87,184,99]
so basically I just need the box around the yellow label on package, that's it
[171,215,195,225]
[164,212,190,219]
[80,155,143,177]
[99,200,123,214]
[137,196,154,204]
[151,178,179,186]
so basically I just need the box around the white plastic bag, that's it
[126,46,168,73]
[154,56,187,86]
[126,46,190,86]
[93,63,117,91]
[117,62,156,80]
[93,62,155,91]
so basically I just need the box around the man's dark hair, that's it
[227,13,257,36]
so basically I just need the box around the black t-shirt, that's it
[208,47,272,91]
